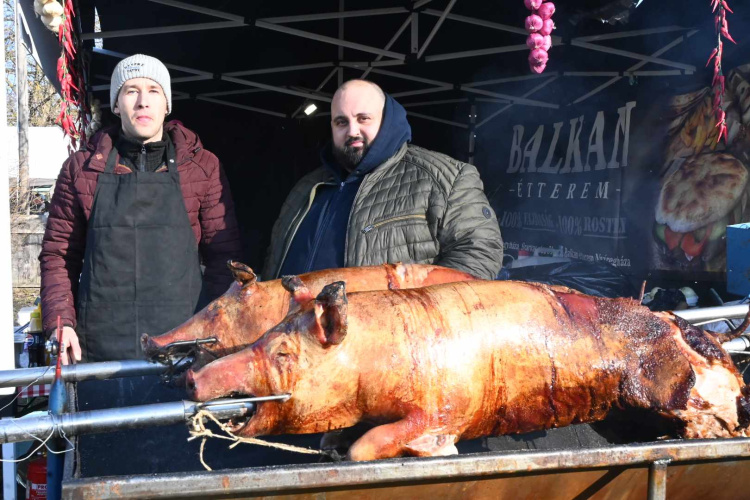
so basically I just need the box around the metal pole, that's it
[402,98,470,107]
[0,0,16,397]
[422,8,530,37]
[260,7,406,24]
[465,73,556,87]
[338,0,344,87]
[147,0,246,22]
[255,21,406,60]
[673,304,749,323]
[647,460,669,500]
[574,26,688,43]
[220,76,332,102]
[16,0,29,215]
[475,76,559,129]
[425,44,529,63]
[225,62,335,77]
[63,438,750,499]
[416,0,456,59]
[571,40,695,71]
[411,11,419,55]
[93,47,213,77]
[469,101,476,164]
[463,86,558,109]
[0,359,188,388]
[630,70,686,76]
[0,396,288,444]
[391,87,452,98]
[81,21,245,40]
[196,96,288,118]
[571,32,697,104]
[291,68,338,119]
[195,95,286,118]
[1,5,16,498]
[407,111,468,129]
[361,14,411,79]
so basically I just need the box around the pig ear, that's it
[227,261,257,287]
[281,275,314,306]
[313,281,348,346]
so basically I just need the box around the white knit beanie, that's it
[110,54,172,114]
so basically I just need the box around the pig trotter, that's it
[347,419,427,461]
[348,418,457,460]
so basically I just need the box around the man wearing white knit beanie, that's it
[110,53,172,144]
[41,53,242,367]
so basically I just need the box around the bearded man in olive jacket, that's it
[263,79,503,280]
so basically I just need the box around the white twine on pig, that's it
[188,408,323,471]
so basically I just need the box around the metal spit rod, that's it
[0,395,289,445]
[673,304,749,323]
[0,359,191,389]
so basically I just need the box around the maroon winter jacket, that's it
[39,121,242,333]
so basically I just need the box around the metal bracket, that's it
[648,459,671,500]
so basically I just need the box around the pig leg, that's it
[347,418,457,461]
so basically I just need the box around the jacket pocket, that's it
[361,214,427,234]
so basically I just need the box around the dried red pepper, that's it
[54,0,89,149]
[709,0,735,144]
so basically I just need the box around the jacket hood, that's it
[321,93,412,179]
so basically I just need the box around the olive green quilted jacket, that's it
[262,143,503,280]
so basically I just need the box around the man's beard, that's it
[333,136,370,172]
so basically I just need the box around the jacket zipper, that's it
[344,143,410,265]
[361,214,427,234]
[139,145,146,172]
[342,180,366,267]
[274,181,336,279]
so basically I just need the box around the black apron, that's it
[77,142,203,362]
[73,145,323,476]
[73,143,208,477]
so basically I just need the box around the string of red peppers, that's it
[56,0,87,150]
[707,0,735,144]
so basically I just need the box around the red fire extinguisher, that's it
[26,453,48,499]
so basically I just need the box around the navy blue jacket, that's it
[279,95,412,276]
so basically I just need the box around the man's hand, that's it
[49,326,82,365]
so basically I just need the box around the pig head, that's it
[141,261,284,365]
[142,261,476,366]
[186,280,356,439]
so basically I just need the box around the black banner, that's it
[477,63,750,281]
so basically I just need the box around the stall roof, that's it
[29,0,748,270]
[73,0,746,132]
